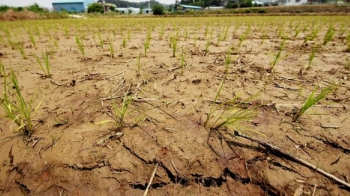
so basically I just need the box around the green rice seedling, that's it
[204,41,211,56]
[0,70,42,136]
[75,36,85,58]
[268,39,285,72]
[159,25,164,40]
[224,48,232,77]
[238,25,251,48]
[127,29,131,41]
[34,26,41,39]
[293,26,301,40]
[180,47,186,75]
[232,23,241,39]
[0,60,5,77]
[303,28,319,44]
[52,38,59,49]
[97,31,104,49]
[64,26,70,39]
[339,23,346,36]
[216,33,222,46]
[193,35,198,46]
[323,25,335,46]
[120,26,124,37]
[144,39,150,57]
[135,52,142,76]
[44,27,52,40]
[171,36,178,57]
[17,44,27,59]
[111,94,132,130]
[305,47,317,70]
[147,27,151,42]
[204,80,224,128]
[108,37,115,58]
[222,25,230,42]
[345,33,350,52]
[204,79,263,135]
[28,31,37,49]
[34,51,51,78]
[204,24,209,38]
[184,28,189,41]
[261,30,268,44]
[277,25,285,39]
[209,28,214,41]
[122,37,127,48]
[344,58,350,70]
[111,28,117,40]
[175,28,179,39]
[6,35,16,49]
[292,84,334,122]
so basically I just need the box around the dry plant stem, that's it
[143,163,159,196]
[234,130,350,189]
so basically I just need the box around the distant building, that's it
[115,7,140,14]
[281,0,307,5]
[52,0,94,13]
[175,4,202,11]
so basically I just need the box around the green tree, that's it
[152,4,165,15]
[88,3,104,13]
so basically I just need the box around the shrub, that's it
[0,5,10,12]
[88,3,104,13]
[27,3,45,13]
[152,4,165,15]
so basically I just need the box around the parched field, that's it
[0,16,350,195]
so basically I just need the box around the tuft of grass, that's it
[34,50,51,78]
[0,70,42,136]
[292,84,335,122]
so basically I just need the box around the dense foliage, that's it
[0,4,46,13]
[152,4,165,15]
[88,3,104,13]
[152,5,165,15]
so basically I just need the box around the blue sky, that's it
[0,0,172,8]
